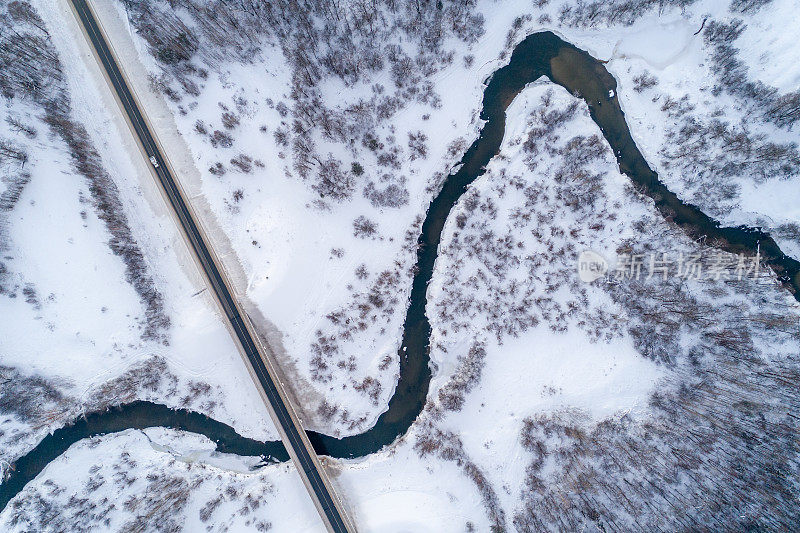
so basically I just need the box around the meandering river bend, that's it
[3,31,798,510]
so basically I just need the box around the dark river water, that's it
[2,31,798,510]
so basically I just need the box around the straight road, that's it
[67,1,355,531]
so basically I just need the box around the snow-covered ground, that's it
[474,0,800,257]
[597,0,800,256]
[7,77,796,531]
[423,82,666,525]
[93,0,800,437]
[96,0,494,433]
[423,81,800,530]
[0,424,501,532]
[427,80,670,424]
[0,428,322,532]
[4,0,800,530]
[0,0,278,472]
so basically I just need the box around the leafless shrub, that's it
[194,120,208,135]
[230,153,253,173]
[273,127,289,147]
[210,129,233,148]
[447,137,468,160]
[208,162,226,176]
[221,111,240,129]
[275,101,289,117]
[22,283,39,309]
[0,172,30,212]
[632,71,658,92]
[353,215,378,239]
[199,494,224,522]
[0,139,29,166]
[312,154,354,200]
[121,472,190,532]
[407,130,428,160]
[729,0,773,13]
[353,376,382,406]
[5,116,36,138]
[363,181,409,208]
[316,400,339,421]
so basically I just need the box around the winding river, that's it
[2,31,799,510]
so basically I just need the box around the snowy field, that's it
[2,0,800,530]
[6,75,798,530]
[84,0,800,437]
[6,77,798,530]
[1,0,278,473]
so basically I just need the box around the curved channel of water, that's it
[0,402,289,509]
[3,31,798,511]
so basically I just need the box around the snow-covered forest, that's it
[2,0,799,530]
[0,0,278,472]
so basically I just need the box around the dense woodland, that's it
[513,248,800,531]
